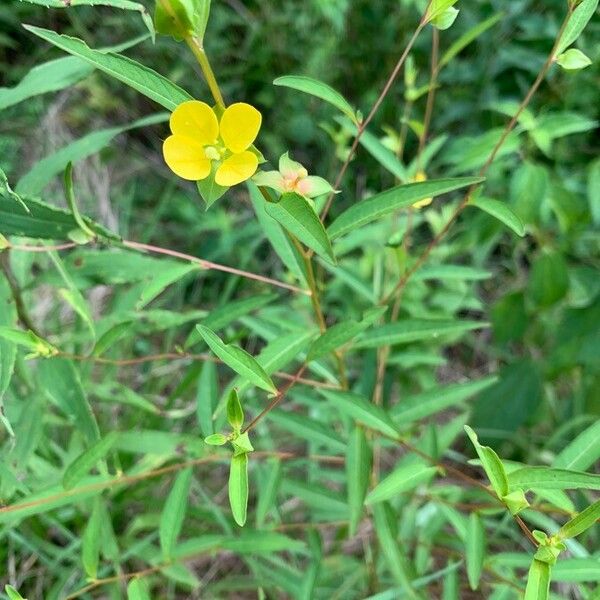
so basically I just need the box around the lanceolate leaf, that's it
[16,114,166,196]
[373,503,422,599]
[21,0,155,37]
[0,57,92,111]
[355,319,488,349]
[365,464,437,505]
[196,325,277,394]
[265,192,336,264]
[307,306,386,360]
[320,390,399,438]
[81,498,102,579]
[248,182,308,286]
[508,467,600,491]
[63,432,118,489]
[229,453,249,527]
[557,499,600,540]
[466,513,485,590]
[274,75,358,124]
[347,426,372,536]
[439,13,503,69]
[470,196,525,237]
[553,420,600,471]
[555,0,599,55]
[38,358,101,445]
[464,426,509,498]
[392,377,497,424]
[328,177,483,240]
[524,559,551,600]
[24,26,192,110]
[160,468,193,559]
[0,192,117,241]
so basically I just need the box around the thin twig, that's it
[319,11,431,224]
[381,6,575,305]
[121,239,310,295]
[61,351,339,390]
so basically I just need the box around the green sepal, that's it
[231,431,254,456]
[502,489,530,515]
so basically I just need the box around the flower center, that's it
[205,145,225,161]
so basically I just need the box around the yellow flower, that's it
[412,171,433,208]
[163,100,262,187]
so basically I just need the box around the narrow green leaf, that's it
[347,426,372,536]
[196,324,277,394]
[466,513,485,590]
[557,499,600,540]
[21,0,155,37]
[373,503,422,599]
[24,26,192,110]
[4,586,27,600]
[227,389,244,431]
[0,278,17,435]
[365,464,437,505]
[553,558,600,582]
[255,459,281,528]
[338,117,407,181]
[127,578,151,600]
[201,294,278,333]
[470,196,525,236]
[16,114,166,196]
[269,412,345,452]
[392,377,498,424]
[229,453,249,527]
[524,559,551,600]
[556,0,599,55]
[508,467,600,491]
[328,177,484,240]
[274,75,358,123]
[222,531,305,554]
[439,12,503,69]
[38,358,100,445]
[307,306,386,360]
[413,265,492,281]
[81,497,102,579]
[159,468,193,559]
[196,361,218,437]
[0,194,116,240]
[320,390,399,438]
[464,426,509,498]
[248,182,308,286]
[554,420,600,471]
[92,321,133,357]
[355,319,488,349]
[0,475,111,524]
[265,192,336,264]
[0,57,92,111]
[63,432,118,489]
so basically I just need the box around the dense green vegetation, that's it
[0,0,598,598]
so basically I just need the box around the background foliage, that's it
[0,0,599,598]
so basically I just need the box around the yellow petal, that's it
[220,103,262,153]
[169,101,219,146]
[163,135,212,181]
[215,151,258,186]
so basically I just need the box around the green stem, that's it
[185,35,225,108]
[299,239,348,389]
